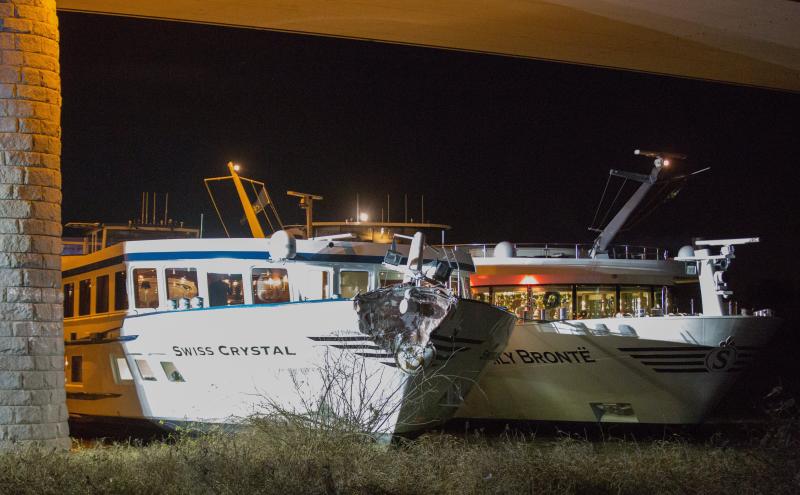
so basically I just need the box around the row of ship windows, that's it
[471,284,670,320]
[63,267,405,317]
[68,355,185,384]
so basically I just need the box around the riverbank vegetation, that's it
[1,416,798,495]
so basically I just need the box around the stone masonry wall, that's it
[0,0,69,450]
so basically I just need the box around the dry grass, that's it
[1,420,798,495]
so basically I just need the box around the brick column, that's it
[0,0,69,450]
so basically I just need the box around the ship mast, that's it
[589,149,685,258]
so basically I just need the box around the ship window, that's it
[207,273,244,307]
[135,359,157,381]
[531,285,573,320]
[78,279,92,316]
[378,270,404,288]
[114,270,128,311]
[166,268,199,301]
[161,362,186,382]
[576,285,616,319]
[493,286,529,319]
[322,271,329,299]
[620,286,652,316]
[63,283,75,318]
[111,356,133,382]
[470,286,492,304]
[95,274,109,313]
[340,271,369,298]
[133,268,159,309]
[252,268,290,304]
[70,355,83,383]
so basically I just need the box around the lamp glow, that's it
[359,212,369,222]
[233,164,241,172]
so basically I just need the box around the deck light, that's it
[233,164,241,172]
[359,212,369,222]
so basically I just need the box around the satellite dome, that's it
[270,230,296,260]
[494,241,516,258]
[677,245,695,258]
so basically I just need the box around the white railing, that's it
[445,243,667,261]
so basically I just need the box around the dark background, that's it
[60,13,798,392]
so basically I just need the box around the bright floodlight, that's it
[233,164,241,172]
[663,159,670,166]
[359,212,369,222]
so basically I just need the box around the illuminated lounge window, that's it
[531,285,572,320]
[95,274,109,314]
[492,286,529,319]
[576,285,616,319]
[166,268,199,301]
[114,270,129,311]
[78,279,92,316]
[470,287,492,304]
[339,271,369,298]
[252,268,290,304]
[133,268,159,309]
[620,286,652,316]
[207,273,244,307]
[63,283,75,318]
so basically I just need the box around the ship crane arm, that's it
[589,149,685,258]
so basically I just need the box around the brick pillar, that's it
[0,0,69,450]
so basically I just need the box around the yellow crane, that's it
[204,162,283,238]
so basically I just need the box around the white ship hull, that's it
[456,315,781,424]
[67,298,513,437]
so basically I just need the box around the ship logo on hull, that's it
[705,337,738,372]
[619,338,758,374]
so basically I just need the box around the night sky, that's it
[59,13,799,308]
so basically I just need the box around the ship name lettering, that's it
[217,345,296,357]
[173,345,296,357]
[495,351,516,365]
[501,347,596,366]
[172,346,215,357]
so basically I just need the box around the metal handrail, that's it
[442,242,667,260]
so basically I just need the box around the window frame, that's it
[251,267,291,305]
[338,269,371,299]
[95,274,110,314]
[78,278,92,316]
[133,267,160,309]
[63,282,75,318]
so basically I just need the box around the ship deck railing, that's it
[445,243,668,261]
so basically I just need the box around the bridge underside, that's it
[57,0,800,92]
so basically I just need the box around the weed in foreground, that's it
[1,423,798,495]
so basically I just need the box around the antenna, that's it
[287,190,323,239]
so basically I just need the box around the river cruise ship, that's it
[62,166,515,439]
[452,151,781,424]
